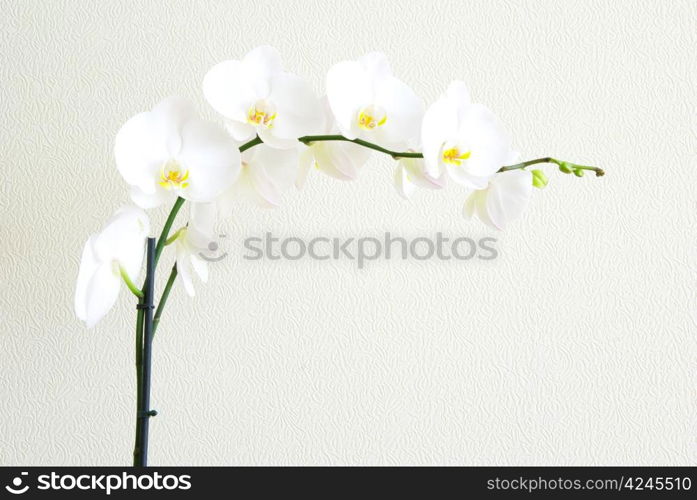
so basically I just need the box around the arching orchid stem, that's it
[240,135,604,177]
[297,134,423,159]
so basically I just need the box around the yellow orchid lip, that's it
[247,100,277,128]
[357,105,387,130]
[442,147,471,166]
[159,160,190,190]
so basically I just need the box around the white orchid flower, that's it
[463,168,533,230]
[203,46,324,149]
[174,203,218,297]
[115,97,241,209]
[218,144,299,210]
[422,81,510,190]
[296,97,371,188]
[394,150,445,199]
[75,207,150,328]
[326,52,424,149]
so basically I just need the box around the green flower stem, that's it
[499,157,605,177]
[120,266,144,299]
[239,135,263,152]
[240,135,604,176]
[164,228,184,247]
[153,196,186,268]
[298,134,422,159]
[142,196,184,344]
[132,198,184,464]
[153,264,177,337]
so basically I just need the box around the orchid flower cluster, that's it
[75,46,602,328]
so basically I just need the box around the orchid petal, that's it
[242,45,284,97]
[485,169,533,230]
[203,60,257,129]
[372,75,424,148]
[75,235,100,323]
[358,52,392,80]
[176,119,242,203]
[463,169,533,230]
[296,147,314,189]
[84,262,121,328]
[421,96,457,174]
[326,60,372,139]
[176,244,196,297]
[115,112,162,194]
[264,73,324,146]
[129,185,174,209]
[190,254,209,284]
[247,145,298,193]
[394,164,416,199]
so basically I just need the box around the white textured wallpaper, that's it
[1,0,695,465]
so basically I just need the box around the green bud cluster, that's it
[556,161,595,177]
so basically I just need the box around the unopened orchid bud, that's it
[559,162,573,174]
[531,169,548,188]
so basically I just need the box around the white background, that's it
[0,0,695,465]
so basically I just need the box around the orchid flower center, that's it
[159,159,190,190]
[247,99,277,128]
[357,105,387,130]
[442,146,471,166]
